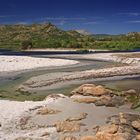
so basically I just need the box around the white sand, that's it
[82,52,140,65]
[0,55,78,72]
[0,95,66,140]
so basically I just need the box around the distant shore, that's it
[24,48,109,52]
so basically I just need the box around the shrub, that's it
[21,41,33,50]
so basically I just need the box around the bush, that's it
[21,41,33,50]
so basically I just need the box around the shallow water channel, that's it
[0,55,140,101]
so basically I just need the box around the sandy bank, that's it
[19,52,140,91]
[0,93,139,140]
[82,52,140,65]
[24,48,108,52]
[0,55,78,72]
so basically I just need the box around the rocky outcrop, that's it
[55,120,82,133]
[71,84,125,107]
[132,120,140,131]
[60,136,77,140]
[71,84,111,96]
[80,113,140,140]
[37,106,61,115]
[1,85,140,140]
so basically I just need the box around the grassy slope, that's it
[0,23,140,51]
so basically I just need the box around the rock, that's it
[80,132,127,140]
[55,121,81,133]
[106,113,140,139]
[124,89,137,95]
[111,96,124,106]
[66,113,88,121]
[132,120,140,131]
[19,116,30,130]
[37,107,61,115]
[72,84,96,94]
[93,85,111,96]
[95,95,124,107]
[71,84,111,96]
[80,136,96,140]
[96,132,127,140]
[98,124,119,134]
[71,95,99,103]
[136,135,140,140]
[119,112,127,124]
[72,94,124,107]
[95,95,112,106]
[60,136,77,140]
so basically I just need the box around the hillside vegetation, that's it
[0,23,140,51]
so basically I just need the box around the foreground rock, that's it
[0,84,140,140]
[71,84,126,107]
[71,84,111,96]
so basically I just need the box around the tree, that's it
[21,41,33,50]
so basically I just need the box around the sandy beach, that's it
[0,55,78,72]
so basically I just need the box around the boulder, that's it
[95,132,127,140]
[80,136,96,140]
[71,84,96,94]
[95,96,124,107]
[71,95,99,103]
[66,113,88,121]
[95,95,112,106]
[136,135,140,140]
[132,120,140,131]
[71,84,111,96]
[55,121,81,133]
[80,133,127,140]
[60,136,77,140]
[37,106,60,115]
[123,89,137,96]
[98,124,119,134]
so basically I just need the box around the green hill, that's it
[0,23,88,50]
[0,23,140,51]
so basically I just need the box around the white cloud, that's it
[128,20,140,23]
[0,15,16,18]
[15,22,28,25]
[119,12,140,16]
[42,17,86,20]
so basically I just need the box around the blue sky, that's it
[0,0,140,34]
